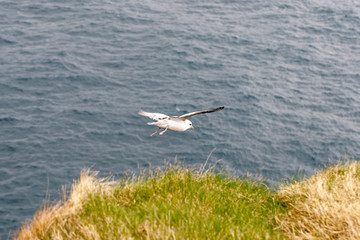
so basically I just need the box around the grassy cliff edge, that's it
[14,161,360,239]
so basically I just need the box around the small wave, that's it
[0,117,18,124]
[0,144,16,153]
[0,37,16,45]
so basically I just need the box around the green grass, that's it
[15,165,287,239]
[17,161,360,239]
[80,167,286,239]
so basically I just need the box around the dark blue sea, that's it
[1,0,360,238]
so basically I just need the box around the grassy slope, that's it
[14,162,360,240]
[80,168,285,239]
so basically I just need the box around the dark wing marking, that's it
[178,106,224,119]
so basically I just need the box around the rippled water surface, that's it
[1,0,360,237]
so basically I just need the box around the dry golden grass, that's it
[276,162,360,240]
[14,169,116,240]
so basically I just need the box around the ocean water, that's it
[1,0,360,237]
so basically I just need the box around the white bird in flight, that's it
[138,106,224,136]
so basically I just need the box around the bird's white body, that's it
[148,118,193,132]
[138,107,224,136]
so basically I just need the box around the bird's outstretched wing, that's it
[179,106,224,119]
[138,110,170,120]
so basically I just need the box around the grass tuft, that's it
[276,161,360,239]
[14,169,116,240]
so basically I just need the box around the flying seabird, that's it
[138,106,224,136]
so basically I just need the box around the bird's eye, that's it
[190,123,192,125]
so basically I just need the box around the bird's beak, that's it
[191,126,194,130]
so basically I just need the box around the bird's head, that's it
[185,119,194,130]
